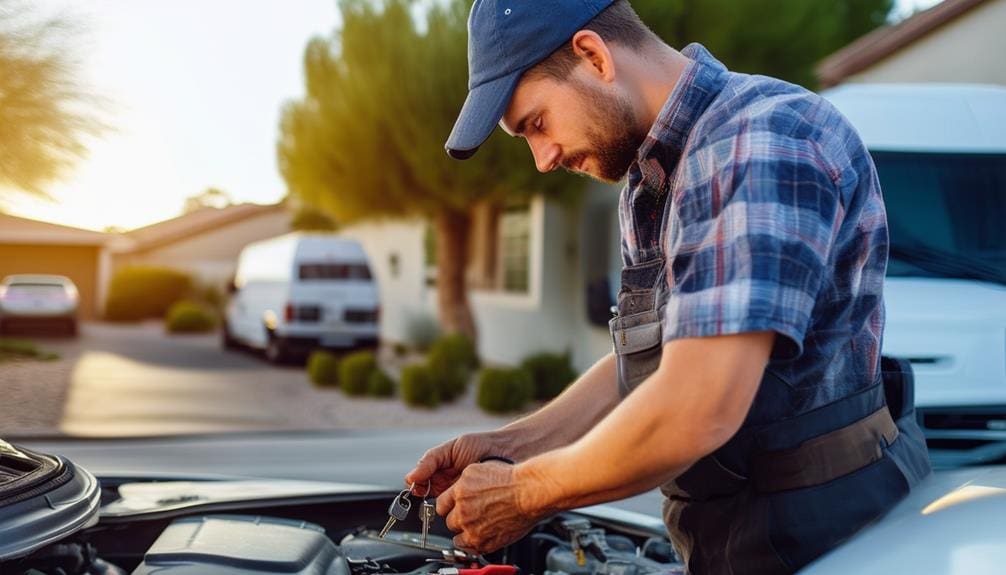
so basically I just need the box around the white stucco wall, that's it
[338,219,430,347]
[340,186,621,373]
[848,0,1006,85]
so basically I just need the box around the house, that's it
[0,214,114,319]
[113,202,291,288]
[340,184,622,372]
[817,0,1006,87]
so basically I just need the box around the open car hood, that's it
[0,440,100,561]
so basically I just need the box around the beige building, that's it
[0,214,113,320]
[818,0,1006,87]
[113,203,291,288]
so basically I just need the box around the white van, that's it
[223,233,380,363]
[822,84,1006,450]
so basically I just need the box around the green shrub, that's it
[192,282,225,312]
[105,266,193,321]
[339,351,376,396]
[367,369,396,397]
[477,367,534,414]
[392,342,410,357]
[401,364,439,408]
[0,338,58,362]
[165,300,217,333]
[520,351,577,400]
[307,350,340,387]
[428,334,479,401]
[405,313,441,352]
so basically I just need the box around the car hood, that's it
[804,465,1006,574]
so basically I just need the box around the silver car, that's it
[0,274,80,336]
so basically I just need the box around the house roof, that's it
[120,202,288,254]
[817,0,991,88]
[0,213,111,246]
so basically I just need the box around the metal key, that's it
[420,496,435,548]
[379,488,413,538]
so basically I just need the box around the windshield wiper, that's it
[890,242,1006,286]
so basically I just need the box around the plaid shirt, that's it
[621,44,888,412]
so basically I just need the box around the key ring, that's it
[421,480,432,498]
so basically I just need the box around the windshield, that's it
[873,151,1006,284]
[299,263,372,281]
[1,1,1002,497]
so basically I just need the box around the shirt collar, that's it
[632,43,730,190]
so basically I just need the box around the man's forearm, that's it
[489,352,620,462]
[513,333,773,513]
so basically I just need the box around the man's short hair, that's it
[525,0,659,82]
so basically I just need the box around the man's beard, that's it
[561,82,647,183]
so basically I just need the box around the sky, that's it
[6,0,943,232]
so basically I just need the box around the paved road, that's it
[28,322,513,436]
[54,322,306,435]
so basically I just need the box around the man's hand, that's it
[404,432,508,497]
[436,461,545,553]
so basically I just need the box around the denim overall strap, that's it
[609,256,668,397]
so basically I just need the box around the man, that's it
[405,1,932,573]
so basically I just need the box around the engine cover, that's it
[132,515,352,575]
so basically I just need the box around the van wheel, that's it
[221,322,239,350]
[265,334,289,364]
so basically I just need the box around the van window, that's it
[873,152,1006,285]
[299,263,372,281]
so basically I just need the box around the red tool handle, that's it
[458,565,519,575]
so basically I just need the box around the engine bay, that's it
[1,474,686,575]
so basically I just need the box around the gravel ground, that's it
[0,343,77,436]
[1,322,531,438]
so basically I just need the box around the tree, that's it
[183,187,232,214]
[278,0,894,341]
[0,1,102,196]
[278,0,580,341]
[632,0,893,89]
[290,206,337,232]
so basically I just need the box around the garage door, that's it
[0,244,101,319]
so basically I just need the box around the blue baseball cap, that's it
[445,0,615,160]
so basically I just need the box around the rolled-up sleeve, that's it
[662,131,844,361]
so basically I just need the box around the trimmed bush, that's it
[339,351,376,396]
[477,367,534,414]
[165,300,217,333]
[368,369,396,398]
[401,364,439,408]
[520,352,577,400]
[307,350,340,388]
[428,334,479,401]
[405,313,441,352]
[0,338,58,362]
[105,266,193,322]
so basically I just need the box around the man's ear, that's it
[570,30,616,82]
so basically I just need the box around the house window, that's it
[498,204,530,293]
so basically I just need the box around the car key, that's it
[419,481,434,549]
[380,488,413,538]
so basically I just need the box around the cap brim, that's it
[445,71,522,160]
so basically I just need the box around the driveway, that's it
[4,322,663,517]
[2,322,520,438]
